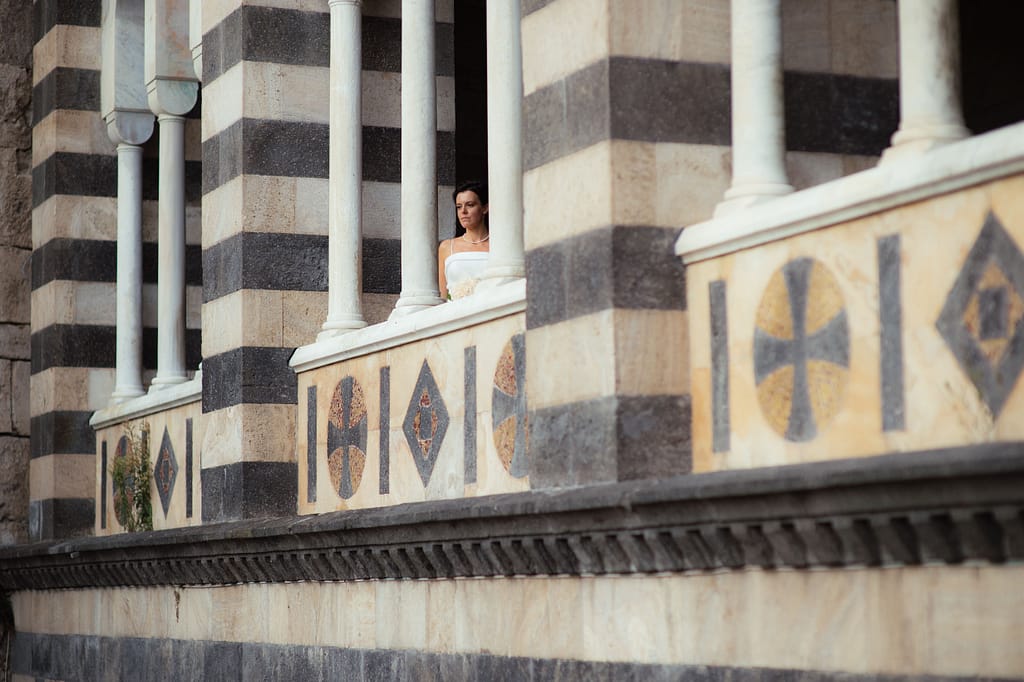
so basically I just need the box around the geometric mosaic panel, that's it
[936,212,1024,418]
[154,426,178,517]
[753,257,850,442]
[403,360,449,487]
[492,333,528,478]
[327,376,367,500]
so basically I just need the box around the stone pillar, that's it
[151,114,189,387]
[392,0,444,315]
[110,137,147,400]
[145,0,199,388]
[102,0,155,401]
[885,0,968,158]
[716,0,792,214]
[481,0,525,283]
[522,0,690,487]
[320,0,367,339]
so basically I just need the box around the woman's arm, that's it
[438,239,449,299]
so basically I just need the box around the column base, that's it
[881,123,971,164]
[149,374,188,391]
[390,293,445,318]
[715,182,793,217]
[318,316,368,341]
[109,386,146,404]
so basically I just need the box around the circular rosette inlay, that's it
[753,258,850,442]
[327,376,368,499]
[492,333,528,477]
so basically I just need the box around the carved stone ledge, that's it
[3,444,1024,591]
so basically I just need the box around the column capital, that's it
[104,111,155,147]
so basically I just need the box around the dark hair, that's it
[452,180,488,237]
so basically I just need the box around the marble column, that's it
[146,0,199,388]
[885,0,968,158]
[320,0,367,339]
[102,0,154,400]
[109,134,148,400]
[151,113,188,387]
[716,0,792,215]
[392,0,444,315]
[481,0,525,283]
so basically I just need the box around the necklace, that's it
[461,234,489,244]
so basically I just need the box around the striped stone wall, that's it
[521,0,898,487]
[29,0,203,540]
[197,0,456,521]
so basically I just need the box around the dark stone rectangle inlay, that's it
[710,280,730,452]
[201,119,455,195]
[32,153,202,209]
[30,410,94,459]
[878,235,905,431]
[31,238,202,290]
[100,440,107,529]
[530,394,691,487]
[32,67,100,122]
[524,56,897,171]
[525,225,686,329]
[28,497,94,542]
[379,366,390,495]
[30,324,201,374]
[200,461,297,523]
[35,0,100,41]
[307,385,317,503]
[185,418,194,518]
[463,346,477,484]
[202,232,400,302]
[202,346,298,412]
[202,8,454,84]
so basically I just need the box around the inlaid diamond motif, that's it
[936,212,1024,418]
[154,426,178,516]
[403,360,449,487]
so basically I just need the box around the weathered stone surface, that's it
[0,435,29,545]
[0,148,30,249]
[12,359,27,435]
[0,359,12,433]
[0,0,32,66]
[0,323,28,359]
[0,245,28,323]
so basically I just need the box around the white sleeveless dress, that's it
[444,251,489,299]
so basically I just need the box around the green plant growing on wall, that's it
[110,421,153,532]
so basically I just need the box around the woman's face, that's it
[455,191,488,232]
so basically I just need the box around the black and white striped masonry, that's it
[197,2,456,522]
[28,0,202,540]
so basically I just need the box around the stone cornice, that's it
[3,444,1024,591]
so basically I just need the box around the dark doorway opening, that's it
[960,3,1024,135]
[454,0,488,236]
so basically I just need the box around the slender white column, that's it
[716,0,792,215]
[103,0,153,401]
[320,0,367,339]
[884,0,968,159]
[111,142,146,399]
[150,114,188,387]
[392,0,443,316]
[480,0,525,283]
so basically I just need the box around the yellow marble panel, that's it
[94,401,204,535]
[689,173,1024,471]
[296,312,528,514]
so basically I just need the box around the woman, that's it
[438,180,489,300]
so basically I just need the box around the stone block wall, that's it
[0,0,33,546]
